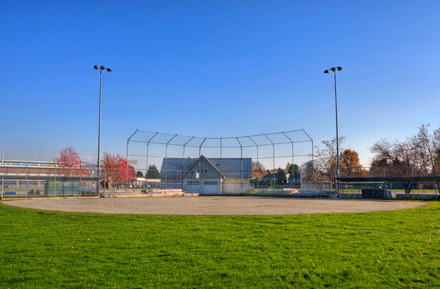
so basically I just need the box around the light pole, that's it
[94,65,112,196]
[324,66,342,193]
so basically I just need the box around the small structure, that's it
[160,155,252,194]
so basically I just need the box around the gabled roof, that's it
[183,155,224,178]
[160,156,252,179]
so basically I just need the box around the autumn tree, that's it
[252,161,266,179]
[340,149,367,176]
[101,152,136,188]
[55,146,88,176]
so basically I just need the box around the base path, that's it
[3,196,426,215]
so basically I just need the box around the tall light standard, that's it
[94,65,112,196]
[324,66,342,193]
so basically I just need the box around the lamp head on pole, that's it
[94,65,112,72]
[324,67,342,74]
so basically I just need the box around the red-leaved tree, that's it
[55,146,89,176]
[101,152,136,188]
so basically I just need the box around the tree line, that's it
[251,161,300,185]
[312,124,440,193]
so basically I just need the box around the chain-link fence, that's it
[4,148,438,200]
[127,130,314,195]
[0,165,100,199]
[337,164,440,200]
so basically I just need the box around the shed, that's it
[160,155,252,194]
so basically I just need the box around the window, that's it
[204,168,208,174]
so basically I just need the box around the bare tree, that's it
[415,124,440,174]
[314,137,345,189]
[370,124,440,194]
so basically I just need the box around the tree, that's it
[252,161,266,179]
[285,163,292,174]
[101,153,136,188]
[415,124,440,174]
[340,149,367,176]
[314,138,367,189]
[146,164,160,179]
[276,167,287,184]
[55,146,88,176]
[136,171,144,178]
[285,163,300,183]
[300,160,317,183]
[370,124,440,194]
[314,137,345,189]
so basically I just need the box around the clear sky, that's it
[1,0,439,168]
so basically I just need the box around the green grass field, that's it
[1,201,439,288]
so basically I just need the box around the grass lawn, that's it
[1,201,439,288]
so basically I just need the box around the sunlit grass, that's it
[0,201,439,288]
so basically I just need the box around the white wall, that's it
[222,178,250,194]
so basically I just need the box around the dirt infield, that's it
[3,196,426,215]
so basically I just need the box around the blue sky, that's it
[1,0,440,168]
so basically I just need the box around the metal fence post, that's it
[236,137,243,193]
[412,166,414,200]
[198,138,206,195]
[436,175,438,201]
[247,136,258,192]
[262,134,275,191]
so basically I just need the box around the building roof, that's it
[261,173,277,179]
[183,155,224,178]
[160,156,252,179]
